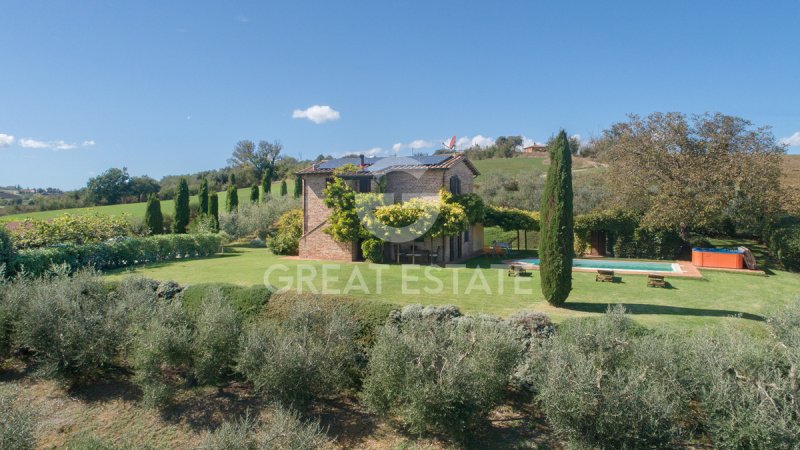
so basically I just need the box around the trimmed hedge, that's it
[11,233,221,277]
[0,226,14,276]
[181,283,271,320]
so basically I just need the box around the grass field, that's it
[106,245,800,331]
[0,182,295,222]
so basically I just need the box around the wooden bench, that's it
[647,274,666,288]
[507,264,529,277]
[595,269,615,282]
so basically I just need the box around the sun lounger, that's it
[595,269,615,282]
[507,263,529,277]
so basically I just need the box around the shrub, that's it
[129,299,193,408]
[144,194,164,235]
[266,209,302,255]
[771,225,800,271]
[265,292,398,348]
[225,185,238,213]
[0,226,14,276]
[360,238,383,263]
[685,322,800,449]
[11,233,221,277]
[181,283,270,320]
[361,306,524,438]
[279,179,288,196]
[0,390,35,450]
[13,271,125,385]
[533,306,691,449]
[191,288,242,386]
[173,178,190,234]
[293,175,302,199]
[209,192,220,230]
[238,300,361,408]
[8,214,132,249]
[199,178,210,215]
[200,406,331,450]
[220,198,300,241]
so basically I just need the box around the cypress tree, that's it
[229,173,236,187]
[173,178,190,234]
[209,192,219,231]
[293,175,302,199]
[226,185,239,212]
[280,179,288,196]
[539,130,574,306]
[198,179,209,215]
[261,169,272,201]
[144,194,164,235]
[250,184,259,203]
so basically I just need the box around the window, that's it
[449,176,461,195]
[464,225,470,243]
[358,178,371,193]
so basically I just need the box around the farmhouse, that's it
[296,153,483,263]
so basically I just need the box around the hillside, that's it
[0,182,294,222]
[1,155,795,222]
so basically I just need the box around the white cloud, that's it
[408,139,433,150]
[0,133,14,148]
[363,147,384,156]
[522,137,544,148]
[51,140,77,151]
[392,139,434,152]
[19,138,49,149]
[456,134,494,149]
[19,137,91,150]
[292,105,341,124]
[780,131,800,147]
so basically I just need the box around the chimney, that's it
[359,154,365,166]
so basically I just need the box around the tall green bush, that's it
[209,191,219,230]
[173,178,190,234]
[198,178,209,215]
[294,175,302,199]
[539,130,574,306]
[250,184,259,203]
[261,170,271,201]
[225,185,238,213]
[280,179,288,196]
[144,194,164,235]
[361,305,523,438]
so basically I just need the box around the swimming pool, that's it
[513,258,682,273]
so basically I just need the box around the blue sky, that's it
[1,1,799,189]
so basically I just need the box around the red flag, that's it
[448,135,456,150]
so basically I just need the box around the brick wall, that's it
[298,159,481,262]
[298,174,355,261]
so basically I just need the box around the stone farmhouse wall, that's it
[298,159,483,262]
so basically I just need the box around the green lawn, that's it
[0,182,295,222]
[105,246,800,332]
[472,156,547,180]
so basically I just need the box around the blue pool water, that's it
[514,258,680,273]
[692,247,743,254]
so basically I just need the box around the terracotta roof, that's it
[296,153,480,177]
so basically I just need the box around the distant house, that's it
[296,154,483,263]
[520,144,547,154]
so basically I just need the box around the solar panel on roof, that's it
[364,155,453,172]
